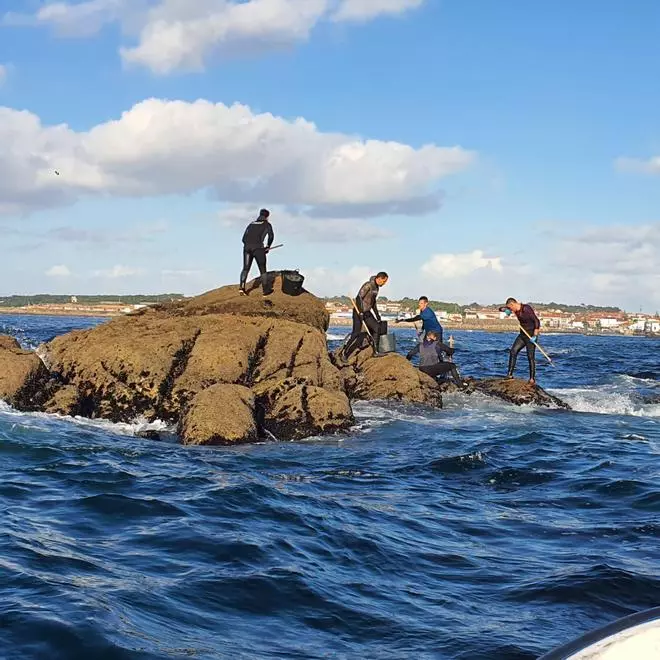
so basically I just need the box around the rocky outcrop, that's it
[0,336,51,410]
[440,377,571,409]
[355,353,443,407]
[331,344,443,408]
[0,274,442,445]
[179,384,258,446]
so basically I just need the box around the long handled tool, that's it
[519,326,554,366]
[266,244,284,251]
[348,295,377,353]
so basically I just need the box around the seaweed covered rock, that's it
[179,384,258,446]
[441,377,571,409]
[0,335,50,410]
[254,378,353,440]
[356,353,443,407]
[332,345,443,408]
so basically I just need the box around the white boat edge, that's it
[539,606,660,659]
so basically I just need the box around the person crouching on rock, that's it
[394,295,444,342]
[500,297,540,385]
[239,209,274,297]
[406,331,465,386]
[341,272,388,359]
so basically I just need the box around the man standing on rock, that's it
[239,209,274,297]
[500,297,540,384]
[395,296,444,342]
[341,272,389,359]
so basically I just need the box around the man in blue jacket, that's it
[395,296,444,341]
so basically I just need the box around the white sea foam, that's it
[0,401,173,438]
[326,332,348,341]
[550,386,660,418]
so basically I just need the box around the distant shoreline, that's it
[0,306,655,338]
[0,307,121,318]
[329,317,656,337]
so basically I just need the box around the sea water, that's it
[0,315,658,659]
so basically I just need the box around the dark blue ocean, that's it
[1,315,658,660]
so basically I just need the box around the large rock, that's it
[0,335,51,410]
[441,377,571,409]
[3,279,447,443]
[179,384,257,446]
[42,313,342,424]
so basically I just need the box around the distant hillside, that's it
[0,294,185,307]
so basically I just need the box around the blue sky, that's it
[0,0,658,310]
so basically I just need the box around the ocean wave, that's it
[326,332,348,341]
[551,387,660,418]
[0,401,173,439]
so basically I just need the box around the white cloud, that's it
[421,250,503,279]
[121,0,330,74]
[0,64,7,86]
[332,0,424,23]
[6,0,129,37]
[218,204,392,243]
[553,223,660,308]
[0,97,475,216]
[45,264,72,277]
[615,156,660,175]
[92,264,145,278]
[304,265,375,298]
[4,0,427,74]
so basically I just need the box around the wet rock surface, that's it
[440,377,571,409]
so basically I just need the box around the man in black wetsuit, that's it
[341,272,388,359]
[239,209,274,296]
[500,297,540,384]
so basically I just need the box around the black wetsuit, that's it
[507,303,540,380]
[342,277,382,358]
[406,339,462,385]
[240,215,274,293]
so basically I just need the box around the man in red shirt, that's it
[500,297,540,384]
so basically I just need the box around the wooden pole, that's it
[519,326,554,366]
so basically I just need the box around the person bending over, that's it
[406,331,464,386]
[395,296,443,341]
[500,297,540,384]
[341,272,388,359]
[239,209,274,296]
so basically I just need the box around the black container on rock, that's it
[281,270,305,296]
[378,333,396,353]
